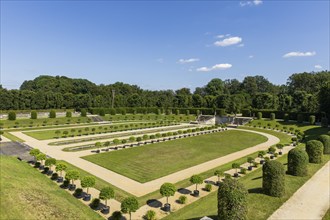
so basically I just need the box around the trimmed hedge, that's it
[88,107,225,116]
[49,110,56,118]
[81,109,87,117]
[8,111,16,120]
[309,115,315,125]
[305,140,323,163]
[31,111,37,119]
[287,148,308,176]
[262,160,285,197]
[318,135,330,154]
[218,179,248,220]
[270,113,275,120]
[257,112,262,119]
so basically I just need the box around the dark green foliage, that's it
[306,140,323,163]
[297,114,304,123]
[205,183,212,192]
[270,113,275,120]
[178,195,187,204]
[217,179,248,220]
[65,170,80,184]
[80,109,87,117]
[144,210,156,220]
[190,175,203,191]
[99,187,115,206]
[8,112,16,120]
[160,183,176,204]
[49,110,56,118]
[287,148,308,176]
[318,135,330,154]
[121,197,139,220]
[66,111,72,118]
[309,115,315,125]
[81,176,96,194]
[111,211,123,220]
[73,188,83,197]
[31,111,37,119]
[284,113,289,122]
[90,198,100,209]
[257,112,262,119]
[321,117,328,128]
[262,160,285,197]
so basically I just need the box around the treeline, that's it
[0,71,329,117]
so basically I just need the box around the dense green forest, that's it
[0,71,329,117]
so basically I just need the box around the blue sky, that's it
[1,0,329,90]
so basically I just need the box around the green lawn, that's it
[323,208,330,220]
[0,116,91,129]
[82,130,267,183]
[0,156,103,220]
[23,121,173,140]
[164,151,330,220]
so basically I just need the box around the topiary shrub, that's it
[8,112,16,120]
[205,183,212,192]
[81,109,87,117]
[90,198,100,210]
[144,210,156,220]
[309,115,315,125]
[287,148,308,176]
[218,179,248,220]
[178,195,187,204]
[66,111,72,118]
[305,140,323,163]
[73,188,83,198]
[262,160,285,197]
[284,113,289,122]
[318,135,330,154]
[270,113,275,120]
[31,111,37,119]
[257,112,262,120]
[49,110,56,118]
[111,211,123,220]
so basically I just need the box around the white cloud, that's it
[216,35,225,38]
[214,36,242,47]
[249,55,254,58]
[240,0,263,6]
[283,51,316,58]
[178,58,200,64]
[196,63,232,72]
[238,43,244,47]
[315,65,322,69]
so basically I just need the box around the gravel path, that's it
[9,128,279,196]
[268,161,330,220]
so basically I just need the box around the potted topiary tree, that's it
[258,151,266,164]
[268,146,276,159]
[29,148,40,164]
[247,157,254,171]
[111,211,123,220]
[99,186,115,214]
[232,163,240,177]
[121,197,139,220]
[36,153,46,170]
[214,170,224,186]
[190,175,203,197]
[45,158,56,175]
[276,144,284,155]
[95,142,101,153]
[65,170,80,191]
[81,176,96,201]
[160,183,176,212]
[113,139,120,150]
[55,163,67,182]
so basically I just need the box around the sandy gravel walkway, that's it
[9,128,279,196]
[268,161,330,220]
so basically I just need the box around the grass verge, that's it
[0,156,103,220]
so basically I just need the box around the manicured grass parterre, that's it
[82,130,267,183]
[163,150,330,220]
[0,116,91,129]
[0,156,103,220]
[23,121,177,140]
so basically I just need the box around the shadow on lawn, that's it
[304,127,329,141]
[248,187,263,194]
